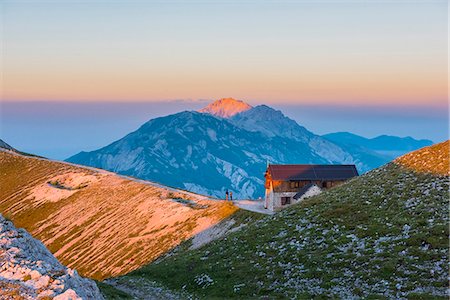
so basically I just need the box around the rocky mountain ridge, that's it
[67,98,390,199]
[68,110,323,199]
[0,214,104,299]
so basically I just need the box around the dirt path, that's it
[232,199,274,215]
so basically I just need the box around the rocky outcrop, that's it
[0,215,104,299]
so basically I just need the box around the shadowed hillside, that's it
[0,150,237,280]
[116,141,449,299]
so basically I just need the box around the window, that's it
[281,197,291,205]
[290,181,299,188]
[322,181,327,188]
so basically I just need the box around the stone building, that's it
[264,164,358,211]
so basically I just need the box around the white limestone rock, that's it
[0,215,104,299]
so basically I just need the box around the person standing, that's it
[230,191,233,201]
[225,189,229,201]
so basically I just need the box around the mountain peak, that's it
[199,97,252,118]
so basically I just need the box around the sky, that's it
[0,0,448,158]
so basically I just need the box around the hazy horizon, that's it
[1,99,447,160]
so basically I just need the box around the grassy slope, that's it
[121,142,449,299]
[105,209,266,299]
[96,281,133,299]
[0,151,237,280]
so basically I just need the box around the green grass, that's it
[153,208,266,259]
[116,163,449,299]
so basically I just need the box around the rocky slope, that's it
[67,99,389,199]
[230,105,311,141]
[229,104,388,170]
[117,141,449,299]
[0,215,104,299]
[67,110,330,199]
[0,150,237,280]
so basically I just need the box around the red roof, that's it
[266,164,358,181]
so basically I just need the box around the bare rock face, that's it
[0,215,104,299]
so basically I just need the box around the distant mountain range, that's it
[66,98,432,199]
[323,132,433,159]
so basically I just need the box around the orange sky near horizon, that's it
[4,65,446,107]
[2,1,447,108]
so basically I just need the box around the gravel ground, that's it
[105,278,191,300]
